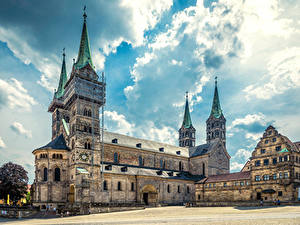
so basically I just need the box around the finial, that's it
[62,48,65,57]
[215,76,217,86]
[186,91,188,100]
[83,5,87,20]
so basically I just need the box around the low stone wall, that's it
[188,201,300,207]
[0,206,39,219]
[91,206,145,214]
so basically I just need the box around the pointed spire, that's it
[55,49,68,99]
[74,6,94,70]
[182,91,193,128]
[210,76,223,118]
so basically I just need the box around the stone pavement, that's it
[1,205,300,225]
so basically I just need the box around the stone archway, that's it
[68,184,75,203]
[140,184,158,205]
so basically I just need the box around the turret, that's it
[179,92,196,147]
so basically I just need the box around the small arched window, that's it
[139,156,143,166]
[179,161,183,171]
[89,127,92,133]
[177,185,181,193]
[117,181,122,191]
[54,168,61,181]
[43,168,48,181]
[52,154,56,159]
[83,108,88,116]
[187,186,190,193]
[202,163,205,176]
[103,180,108,191]
[167,184,170,193]
[88,109,92,117]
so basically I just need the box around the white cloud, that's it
[230,113,266,128]
[0,137,6,148]
[0,78,37,111]
[10,122,32,138]
[243,47,300,100]
[232,148,252,162]
[230,161,244,171]
[105,110,135,136]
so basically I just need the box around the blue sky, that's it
[0,0,299,182]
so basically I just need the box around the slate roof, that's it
[196,171,251,183]
[103,131,189,157]
[36,134,70,151]
[189,141,218,157]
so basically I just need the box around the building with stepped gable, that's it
[31,10,300,211]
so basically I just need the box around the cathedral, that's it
[31,11,300,211]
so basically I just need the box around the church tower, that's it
[179,92,196,147]
[206,77,226,146]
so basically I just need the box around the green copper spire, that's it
[55,49,67,99]
[210,76,223,118]
[74,7,94,70]
[182,92,193,128]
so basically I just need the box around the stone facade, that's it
[195,125,300,203]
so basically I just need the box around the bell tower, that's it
[179,92,196,147]
[206,77,226,146]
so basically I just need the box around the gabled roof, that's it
[197,171,250,183]
[74,11,94,70]
[189,141,219,157]
[36,134,70,151]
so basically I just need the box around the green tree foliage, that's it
[0,162,28,202]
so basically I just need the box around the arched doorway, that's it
[69,184,75,203]
[141,184,158,205]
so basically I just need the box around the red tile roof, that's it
[197,171,250,183]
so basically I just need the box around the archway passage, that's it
[141,184,158,205]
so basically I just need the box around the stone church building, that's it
[31,11,300,210]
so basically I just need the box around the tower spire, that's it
[210,76,222,118]
[74,6,94,70]
[182,91,193,128]
[55,49,68,99]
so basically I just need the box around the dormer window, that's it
[176,151,181,155]
[136,143,142,148]
[121,166,127,172]
[112,138,118,144]
[159,147,164,152]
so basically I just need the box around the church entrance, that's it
[143,193,149,205]
[256,192,261,200]
[141,184,158,205]
[68,184,75,203]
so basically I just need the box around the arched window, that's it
[54,168,61,181]
[160,159,164,168]
[83,108,88,116]
[59,154,63,159]
[179,161,183,171]
[178,185,181,193]
[202,163,205,176]
[117,181,122,191]
[52,154,56,159]
[84,126,87,132]
[187,186,190,193]
[167,184,170,193]
[88,127,92,133]
[65,116,70,123]
[88,109,92,117]
[43,168,48,181]
[114,153,119,163]
[139,156,143,166]
[103,180,108,191]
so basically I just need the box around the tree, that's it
[0,162,28,203]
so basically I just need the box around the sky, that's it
[0,0,299,183]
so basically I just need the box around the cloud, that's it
[243,47,300,100]
[230,161,244,171]
[10,122,32,138]
[0,137,6,148]
[0,0,172,92]
[105,111,135,136]
[0,78,37,111]
[230,148,252,171]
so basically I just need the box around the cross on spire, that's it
[83,5,87,20]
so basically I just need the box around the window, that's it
[187,186,190,193]
[223,183,227,187]
[112,138,118,144]
[273,174,277,180]
[160,159,164,169]
[279,172,283,179]
[263,159,269,166]
[209,183,212,188]
[255,175,260,181]
[136,143,142,148]
[279,156,283,162]
[284,172,288,179]
[296,156,299,163]
[273,158,277,164]
[272,138,277,142]
[284,155,288,161]
[114,153,119,163]
[202,163,205,176]
[276,146,281,151]
[198,194,201,200]
[139,156,143,166]
[234,182,238,186]
[103,180,108,191]
[43,168,48,181]
[255,160,261,167]
[54,168,60,181]
[213,183,216,188]
[117,181,122,191]
[278,191,282,196]
[177,185,181,193]
[167,185,170,193]
[88,109,92,117]
[296,172,299,179]
[179,161,183,171]
[240,181,244,186]
[263,175,269,181]
[261,149,266,154]
[131,182,135,191]
[246,181,249,185]
[265,140,269,144]
[83,108,88,116]
[268,131,272,135]
[84,142,91,149]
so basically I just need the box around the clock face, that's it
[82,154,87,160]
[80,153,89,161]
